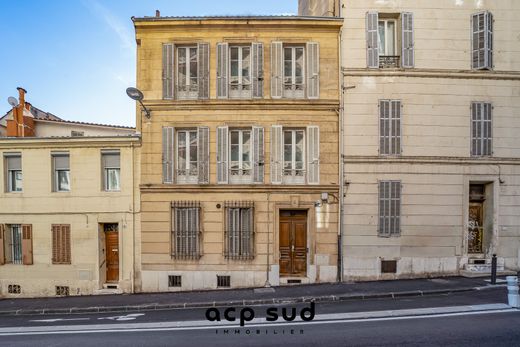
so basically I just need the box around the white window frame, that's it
[52,153,70,192]
[378,19,397,56]
[283,129,306,184]
[5,154,22,193]
[283,46,305,99]
[229,45,252,99]
[176,129,199,184]
[176,46,199,99]
[229,129,252,184]
[102,152,120,192]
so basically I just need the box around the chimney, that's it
[7,87,33,137]
[155,10,160,17]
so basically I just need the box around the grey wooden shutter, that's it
[271,41,283,98]
[197,127,210,184]
[306,42,320,99]
[162,43,174,99]
[379,100,390,155]
[306,126,320,184]
[378,181,401,237]
[391,100,402,155]
[216,42,229,99]
[270,125,283,184]
[471,102,492,156]
[401,12,414,68]
[472,12,493,70]
[198,42,210,99]
[483,102,492,156]
[366,11,379,68]
[252,126,264,183]
[162,127,175,183]
[252,42,264,98]
[217,126,229,184]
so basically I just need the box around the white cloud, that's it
[81,0,133,50]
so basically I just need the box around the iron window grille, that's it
[171,201,202,260]
[224,201,255,260]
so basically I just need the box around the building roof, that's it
[132,15,343,22]
[34,117,135,130]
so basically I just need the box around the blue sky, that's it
[0,0,297,127]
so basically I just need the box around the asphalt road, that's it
[1,287,518,347]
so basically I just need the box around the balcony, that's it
[379,56,400,69]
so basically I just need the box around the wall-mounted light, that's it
[126,87,151,119]
[321,192,329,203]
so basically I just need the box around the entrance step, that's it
[279,277,311,285]
[94,288,123,295]
[460,269,517,278]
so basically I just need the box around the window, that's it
[217,275,231,288]
[52,153,70,192]
[162,43,209,100]
[168,275,182,287]
[271,42,319,99]
[379,100,402,155]
[217,43,263,99]
[162,127,209,184]
[5,154,22,192]
[283,130,305,183]
[472,11,493,70]
[366,12,414,68]
[1,224,32,265]
[52,224,71,264]
[271,126,319,185]
[224,202,254,260]
[102,151,120,191]
[216,126,264,184]
[171,201,201,259]
[378,181,401,237]
[471,102,492,156]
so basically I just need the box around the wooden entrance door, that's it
[279,210,307,276]
[105,226,119,282]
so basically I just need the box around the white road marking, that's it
[29,318,90,323]
[1,303,518,336]
[97,313,145,321]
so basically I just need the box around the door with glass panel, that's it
[283,129,305,184]
[177,46,198,99]
[283,46,304,98]
[229,129,251,183]
[177,130,198,183]
[229,45,251,98]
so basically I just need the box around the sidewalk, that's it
[0,276,506,316]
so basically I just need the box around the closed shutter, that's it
[252,126,264,183]
[197,127,210,184]
[216,42,229,99]
[252,42,264,98]
[270,125,283,184]
[379,181,401,237]
[162,127,175,183]
[52,224,71,264]
[472,12,493,70]
[306,126,320,184]
[306,42,320,99]
[270,41,283,98]
[401,12,414,68]
[483,103,492,156]
[380,100,390,155]
[197,42,210,99]
[217,126,229,184]
[241,208,253,258]
[392,100,402,155]
[162,43,175,99]
[0,224,4,265]
[471,102,492,156]
[22,224,33,265]
[379,100,402,155]
[366,11,379,68]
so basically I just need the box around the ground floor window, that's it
[224,201,254,259]
[171,201,201,260]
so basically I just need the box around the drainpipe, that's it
[337,0,344,283]
[265,192,271,287]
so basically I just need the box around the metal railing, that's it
[379,56,400,69]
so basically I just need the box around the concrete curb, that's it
[0,285,503,316]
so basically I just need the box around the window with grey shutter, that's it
[52,153,70,192]
[366,11,379,68]
[271,41,283,98]
[224,201,254,260]
[252,126,264,183]
[306,126,320,184]
[162,127,175,183]
[5,154,22,192]
[102,151,120,191]
[270,125,283,184]
[306,42,319,99]
[197,127,210,184]
[401,12,414,68]
[378,181,401,237]
[471,102,492,156]
[216,42,229,99]
[252,42,264,98]
[171,201,201,259]
[472,11,493,70]
[162,43,174,99]
[217,126,229,184]
[197,42,210,99]
[379,100,402,155]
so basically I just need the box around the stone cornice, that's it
[140,184,339,193]
[142,99,340,111]
[0,136,141,149]
[343,155,520,165]
[342,68,520,81]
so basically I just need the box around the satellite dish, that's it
[126,87,144,101]
[7,96,19,108]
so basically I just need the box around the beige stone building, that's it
[133,15,342,291]
[301,0,520,280]
[0,88,140,297]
